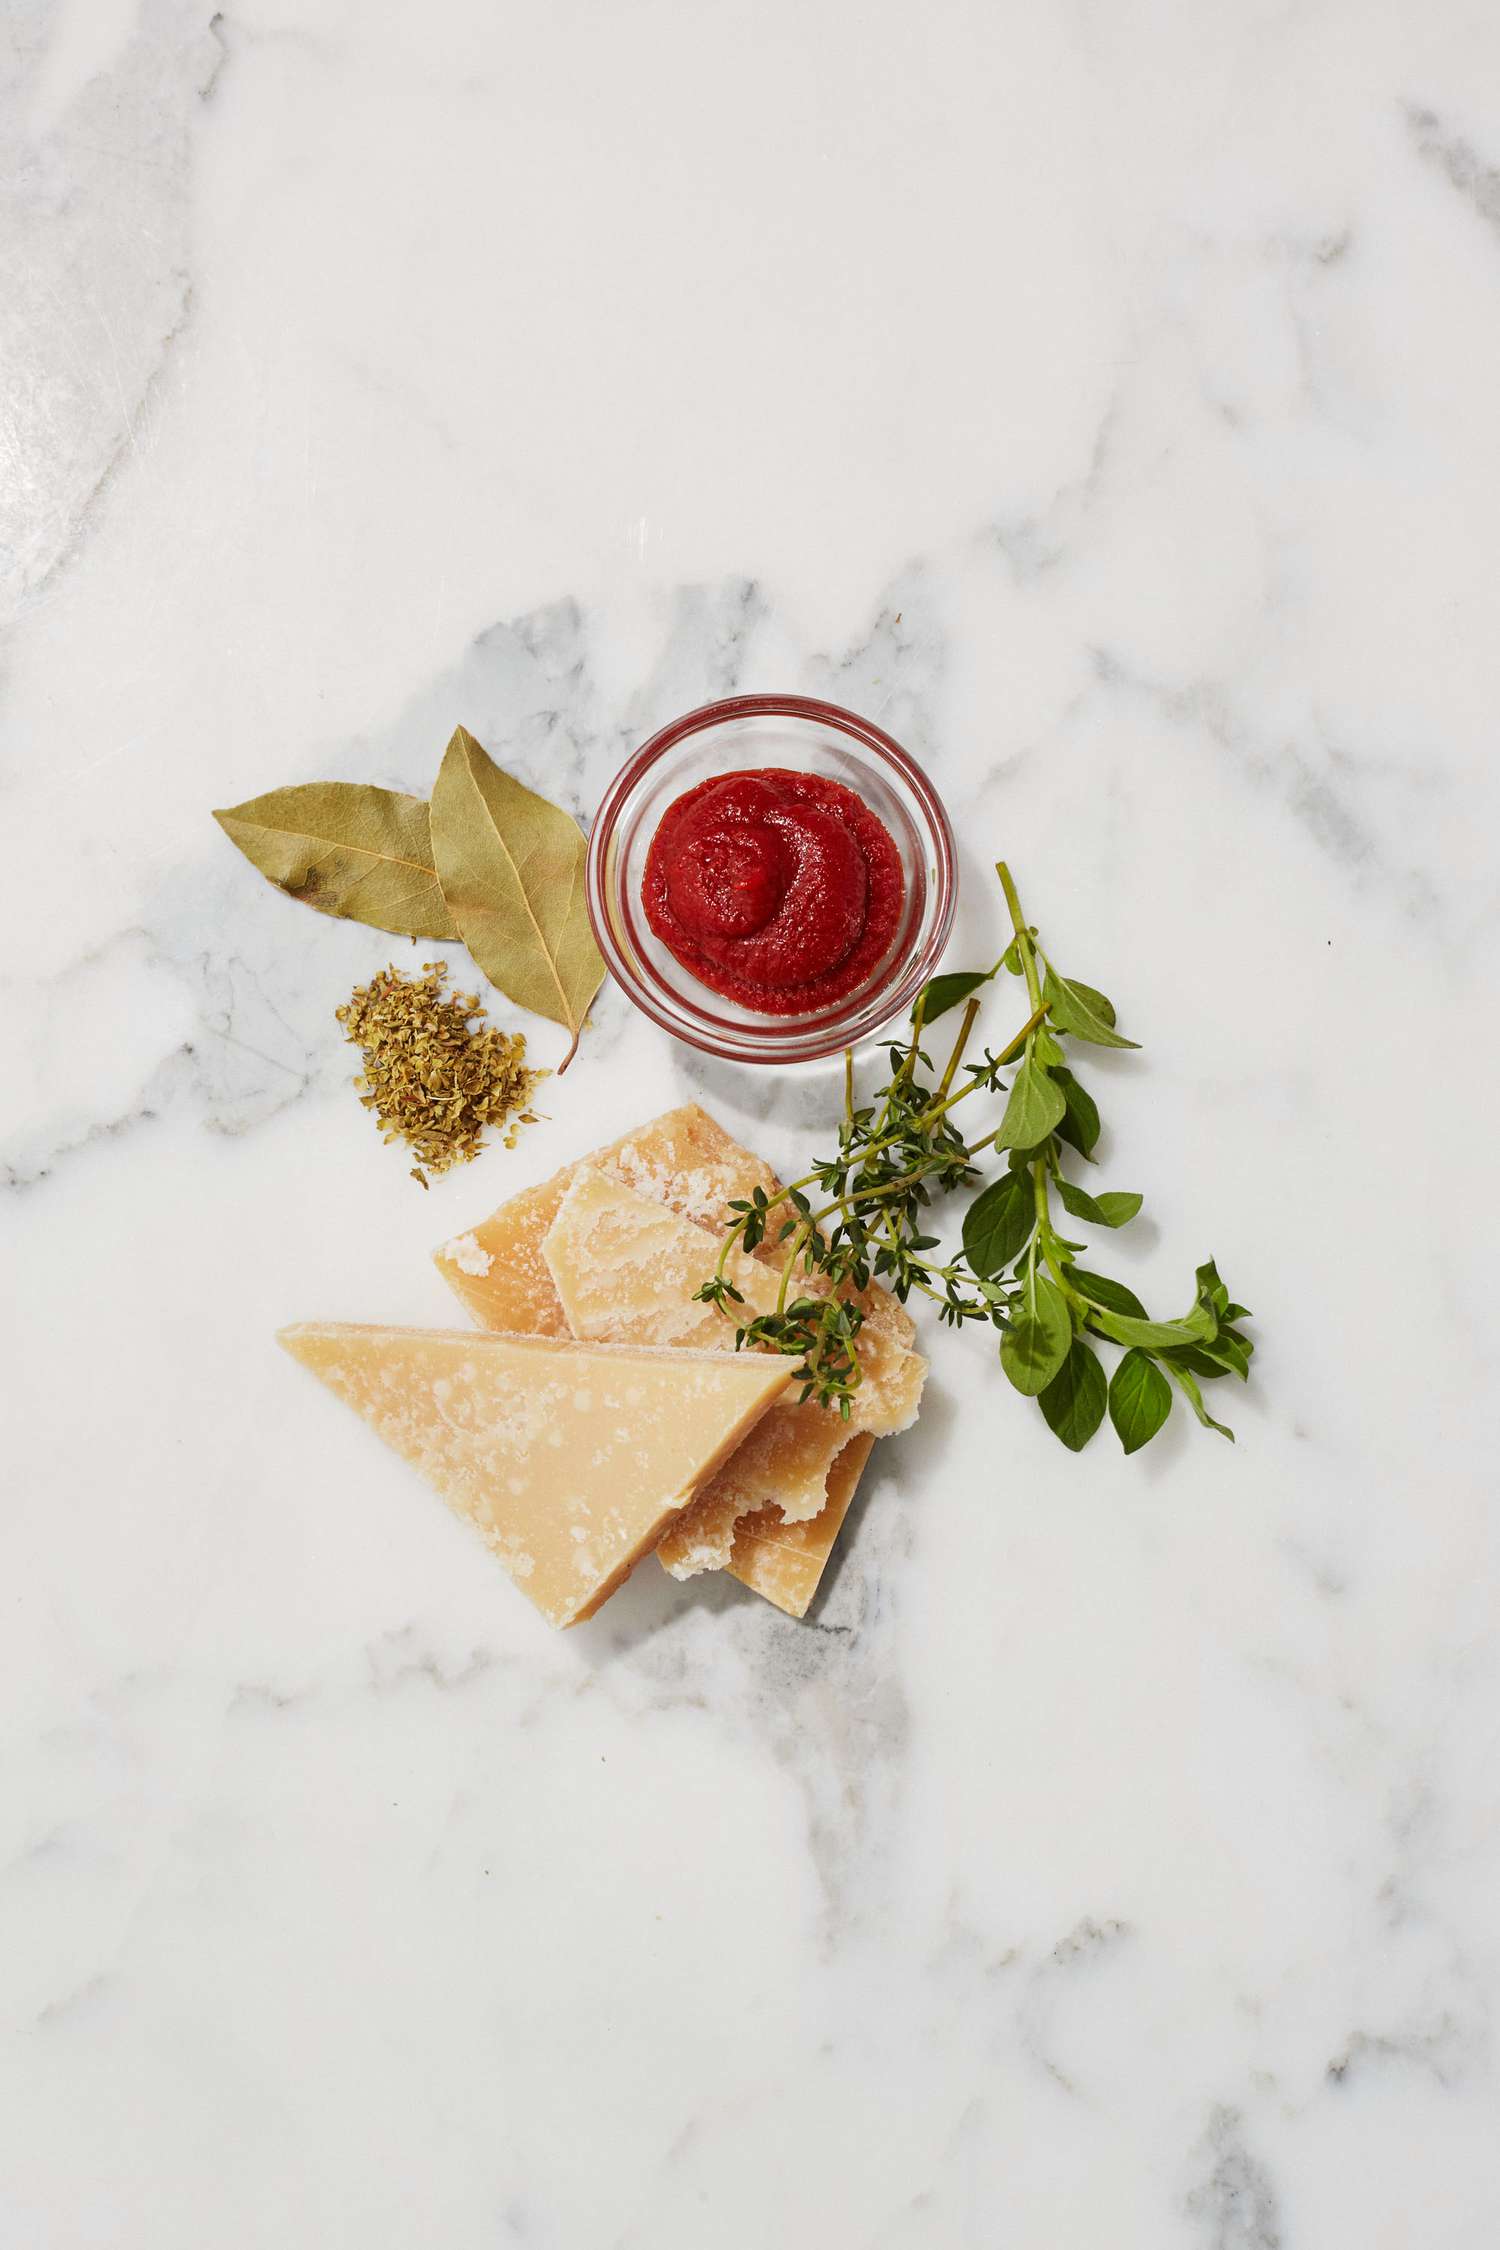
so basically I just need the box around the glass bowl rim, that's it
[585,691,958,1064]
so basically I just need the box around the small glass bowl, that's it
[586,693,957,1064]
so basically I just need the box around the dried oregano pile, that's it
[336,962,541,1186]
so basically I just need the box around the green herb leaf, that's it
[996,1054,1067,1151]
[1108,1349,1173,1453]
[1062,977,1117,1026]
[1043,967,1140,1049]
[916,968,994,1025]
[1163,1357,1236,1440]
[1038,1340,1108,1450]
[430,726,606,1069]
[1088,1303,1218,1352]
[1162,1346,1232,1382]
[1052,1066,1101,1161]
[1055,1178,1143,1229]
[1194,1260,1244,1321]
[1066,1268,1147,1318]
[213,783,458,940]
[1168,1331,1252,1382]
[1000,1269,1072,1395]
[962,1170,1036,1277]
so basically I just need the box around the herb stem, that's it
[937,997,982,1098]
[775,1221,814,1313]
[1040,1224,1083,1306]
[997,861,1043,1013]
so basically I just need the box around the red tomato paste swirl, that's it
[642,769,905,1014]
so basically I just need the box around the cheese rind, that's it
[728,1433,876,1618]
[278,1322,791,1628]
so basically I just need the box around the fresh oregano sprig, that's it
[693,861,1254,1455]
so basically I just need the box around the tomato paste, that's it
[642,769,904,1013]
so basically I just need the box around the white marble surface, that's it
[4,1,1499,2242]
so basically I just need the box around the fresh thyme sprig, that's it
[693,861,1255,1455]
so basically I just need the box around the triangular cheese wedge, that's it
[278,1323,791,1628]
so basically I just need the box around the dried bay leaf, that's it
[213,782,456,940]
[430,725,605,1069]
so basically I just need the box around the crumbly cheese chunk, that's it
[728,1433,875,1619]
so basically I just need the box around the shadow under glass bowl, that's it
[586,693,957,1065]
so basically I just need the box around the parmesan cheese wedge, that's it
[433,1104,925,1600]
[278,1322,791,1628]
